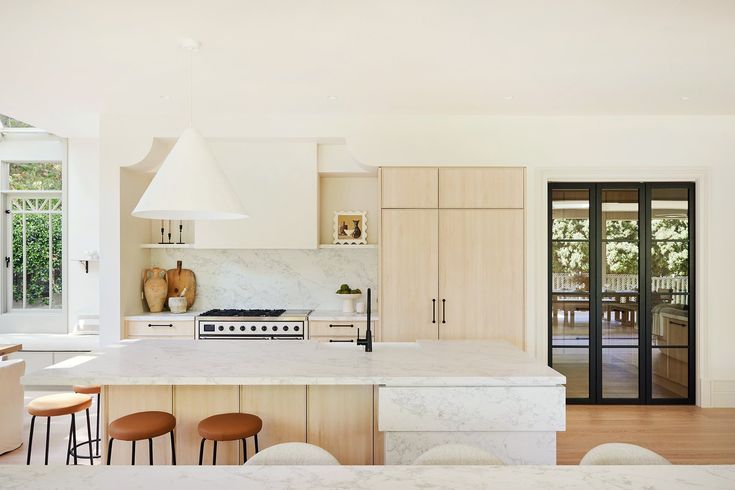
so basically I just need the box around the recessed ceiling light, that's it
[680,96,690,101]
[504,95,514,100]
[160,95,172,101]
[326,95,339,101]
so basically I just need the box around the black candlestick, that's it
[167,219,173,244]
[159,220,165,244]
[177,220,185,244]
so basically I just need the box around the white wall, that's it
[0,134,67,333]
[67,138,100,331]
[99,114,735,406]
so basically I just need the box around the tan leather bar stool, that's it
[197,413,262,465]
[26,393,94,465]
[107,411,176,465]
[72,385,101,460]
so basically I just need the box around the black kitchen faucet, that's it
[356,288,373,352]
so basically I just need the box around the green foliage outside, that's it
[0,114,33,128]
[8,162,62,308]
[552,218,688,277]
[9,162,61,190]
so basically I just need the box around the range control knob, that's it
[250,326,257,331]
[218,326,224,332]
[294,325,300,331]
[272,326,278,331]
[229,326,235,332]
[261,326,268,331]
[240,326,246,332]
[283,326,289,331]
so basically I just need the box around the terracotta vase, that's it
[143,267,168,313]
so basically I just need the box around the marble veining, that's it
[150,248,377,311]
[1,465,734,490]
[384,431,557,465]
[379,386,566,432]
[21,339,565,387]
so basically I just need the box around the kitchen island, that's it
[22,339,565,465]
[3,465,734,490]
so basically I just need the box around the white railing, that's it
[552,273,688,304]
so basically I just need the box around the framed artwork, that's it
[333,211,368,245]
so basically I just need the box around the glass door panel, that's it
[600,187,641,401]
[550,188,591,399]
[649,186,691,400]
[602,347,639,398]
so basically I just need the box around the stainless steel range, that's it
[196,309,310,340]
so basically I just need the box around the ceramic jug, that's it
[143,267,168,313]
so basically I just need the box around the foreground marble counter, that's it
[2,465,734,490]
[21,339,563,386]
[21,340,566,465]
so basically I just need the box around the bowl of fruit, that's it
[336,284,362,313]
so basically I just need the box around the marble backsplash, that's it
[149,248,378,311]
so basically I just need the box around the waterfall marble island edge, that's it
[22,339,566,465]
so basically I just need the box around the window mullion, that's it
[48,212,52,309]
[22,211,27,309]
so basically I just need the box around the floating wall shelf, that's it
[140,244,194,249]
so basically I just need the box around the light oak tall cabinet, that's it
[380,167,526,348]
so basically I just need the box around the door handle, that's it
[441,299,446,324]
[148,323,173,328]
[329,339,355,343]
[432,299,436,324]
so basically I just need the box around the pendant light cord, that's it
[188,47,193,128]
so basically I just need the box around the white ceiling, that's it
[1,0,734,136]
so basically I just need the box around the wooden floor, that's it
[558,405,735,464]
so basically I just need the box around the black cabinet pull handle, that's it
[441,299,446,324]
[329,323,354,328]
[329,339,354,343]
[432,299,436,324]
[148,323,173,328]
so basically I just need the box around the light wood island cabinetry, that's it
[307,385,375,465]
[241,385,307,455]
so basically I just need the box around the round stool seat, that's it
[109,411,176,441]
[28,393,92,417]
[198,413,262,441]
[73,385,101,395]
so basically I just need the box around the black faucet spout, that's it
[357,288,373,352]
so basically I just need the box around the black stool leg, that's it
[44,417,51,465]
[85,409,94,465]
[212,440,217,465]
[131,440,136,465]
[66,416,73,465]
[148,438,153,465]
[107,438,114,465]
[95,394,101,456]
[71,413,78,465]
[242,438,247,464]
[198,439,205,465]
[254,433,259,453]
[26,415,36,465]
[170,431,176,465]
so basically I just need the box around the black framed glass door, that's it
[548,182,695,404]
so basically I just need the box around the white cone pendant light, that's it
[132,127,248,219]
[132,40,247,220]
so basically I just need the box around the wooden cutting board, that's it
[166,260,197,308]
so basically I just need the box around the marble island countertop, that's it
[1,465,733,490]
[21,339,565,387]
